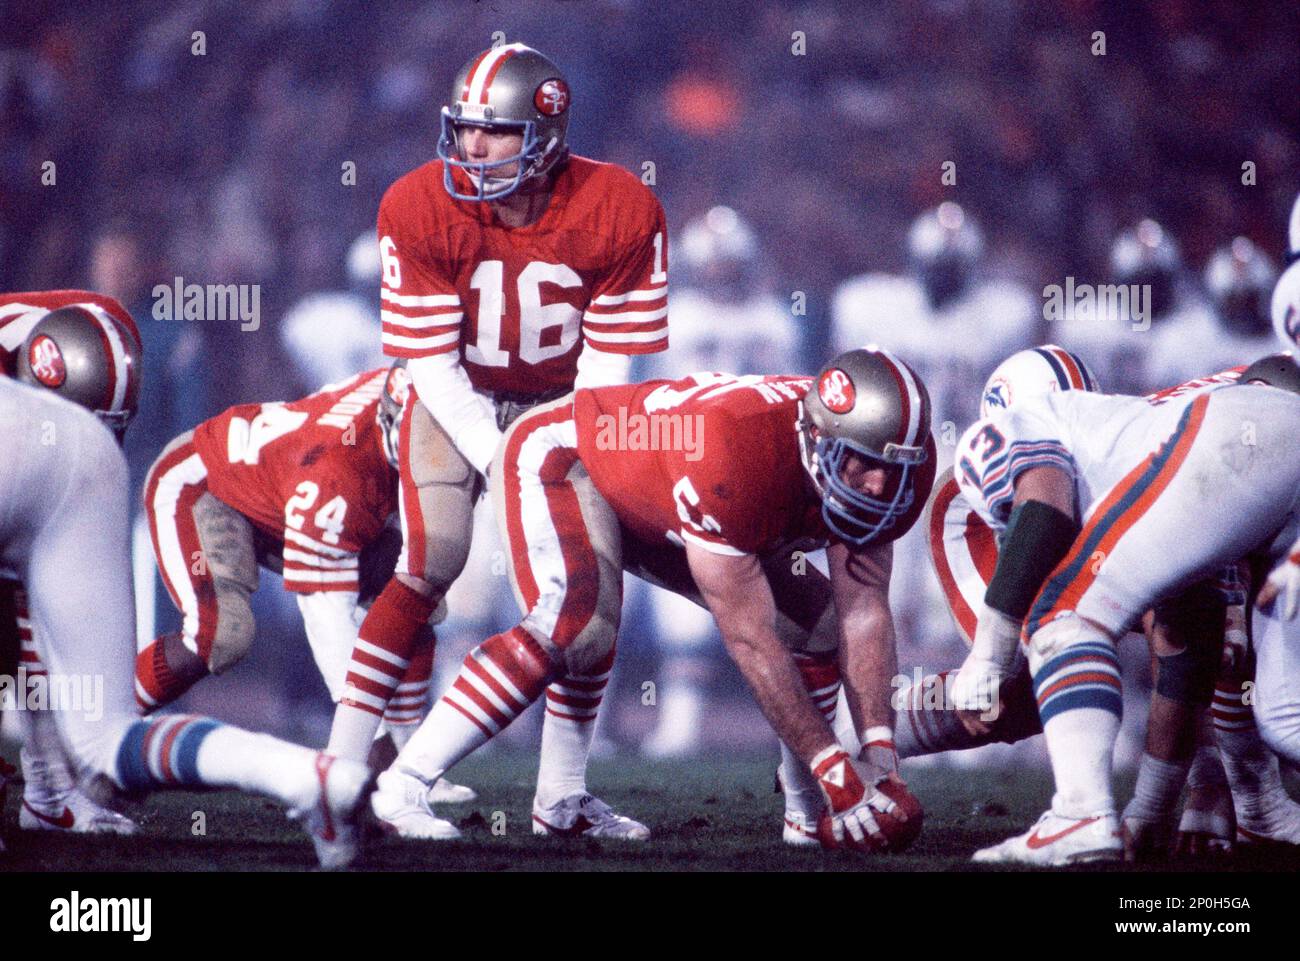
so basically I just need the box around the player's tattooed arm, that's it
[686,543,838,765]
[827,539,897,743]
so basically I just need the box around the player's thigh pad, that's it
[191,492,259,674]
[399,401,479,589]
[493,398,622,675]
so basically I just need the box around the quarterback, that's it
[379,348,937,852]
[325,43,670,840]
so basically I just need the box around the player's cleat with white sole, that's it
[532,793,650,840]
[1235,795,1300,847]
[1175,805,1234,856]
[426,777,477,804]
[289,753,372,870]
[973,809,1122,866]
[21,790,139,836]
[370,769,462,840]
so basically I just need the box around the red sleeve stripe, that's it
[381,320,461,342]
[382,329,460,353]
[591,285,668,307]
[582,326,668,346]
[582,305,669,325]
[380,308,463,330]
[381,289,460,309]
[581,319,668,336]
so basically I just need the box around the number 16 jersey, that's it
[377,155,669,396]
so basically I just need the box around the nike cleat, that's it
[370,769,462,840]
[289,753,373,870]
[532,793,650,840]
[20,791,139,836]
[973,809,1122,866]
[426,777,477,804]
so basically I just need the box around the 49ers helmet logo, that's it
[534,78,570,116]
[817,368,855,414]
[27,334,66,388]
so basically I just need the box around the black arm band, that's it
[985,500,1080,620]
[1152,581,1226,705]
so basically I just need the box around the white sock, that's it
[1125,752,1190,822]
[385,722,417,753]
[535,665,611,808]
[778,740,825,817]
[1043,707,1119,817]
[327,703,385,762]
[194,727,319,810]
[893,670,988,758]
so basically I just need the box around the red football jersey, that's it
[377,155,669,395]
[573,373,830,555]
[190,369,398,593]
[0,290,141,375]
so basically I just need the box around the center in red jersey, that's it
[376,154,669,397]
[572,373,830,555]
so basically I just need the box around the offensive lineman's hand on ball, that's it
[810,747,922,853]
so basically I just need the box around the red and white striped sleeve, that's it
[281,527,361,594]
[581,200,669,355]
[377,198,464,359]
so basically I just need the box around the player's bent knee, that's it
[1026,613,1111,674]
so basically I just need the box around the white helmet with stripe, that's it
[979,345,1101,420]
[437,43,571,202]
[15,305,141,440]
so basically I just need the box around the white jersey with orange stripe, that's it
[953,388,1218,534]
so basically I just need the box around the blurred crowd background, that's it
[2,0,1296,763]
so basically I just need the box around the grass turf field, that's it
[3,754,1299,872]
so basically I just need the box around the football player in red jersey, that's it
[0,291,142,837]
[133,366,473,810]
[375,348,936,852]
[327,43,670,838]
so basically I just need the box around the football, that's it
[818,778,925,853]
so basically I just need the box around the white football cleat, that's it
[426,777,477,804]
[973,809,1122,866]
[782,810,822,848]
[370,769,462,840]
[20,790,139,836]
[290,753,372,870]
[1235,793,1300,847]
[532,793,650,840]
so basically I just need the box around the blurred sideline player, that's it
[0,373,370,868]
[0,291,143,835]
[634,205,798,758]
[831,202,1036,668]
[328,43,671,839]
[910,348,1300,857]
[382,349,935,853]
[945,348,1300,864]
[280,232,387,392]
[134,365,474,803]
